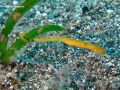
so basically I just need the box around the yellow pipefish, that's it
[33,37,106,55]
[20,33,105,55]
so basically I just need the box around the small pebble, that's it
[42,13,47,17]
[12,1,18,6]
[107,9,114,14]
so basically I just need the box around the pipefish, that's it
[33,37,106,55]
[20,33,106,55]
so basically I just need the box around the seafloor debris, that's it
[0,0,120,89]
